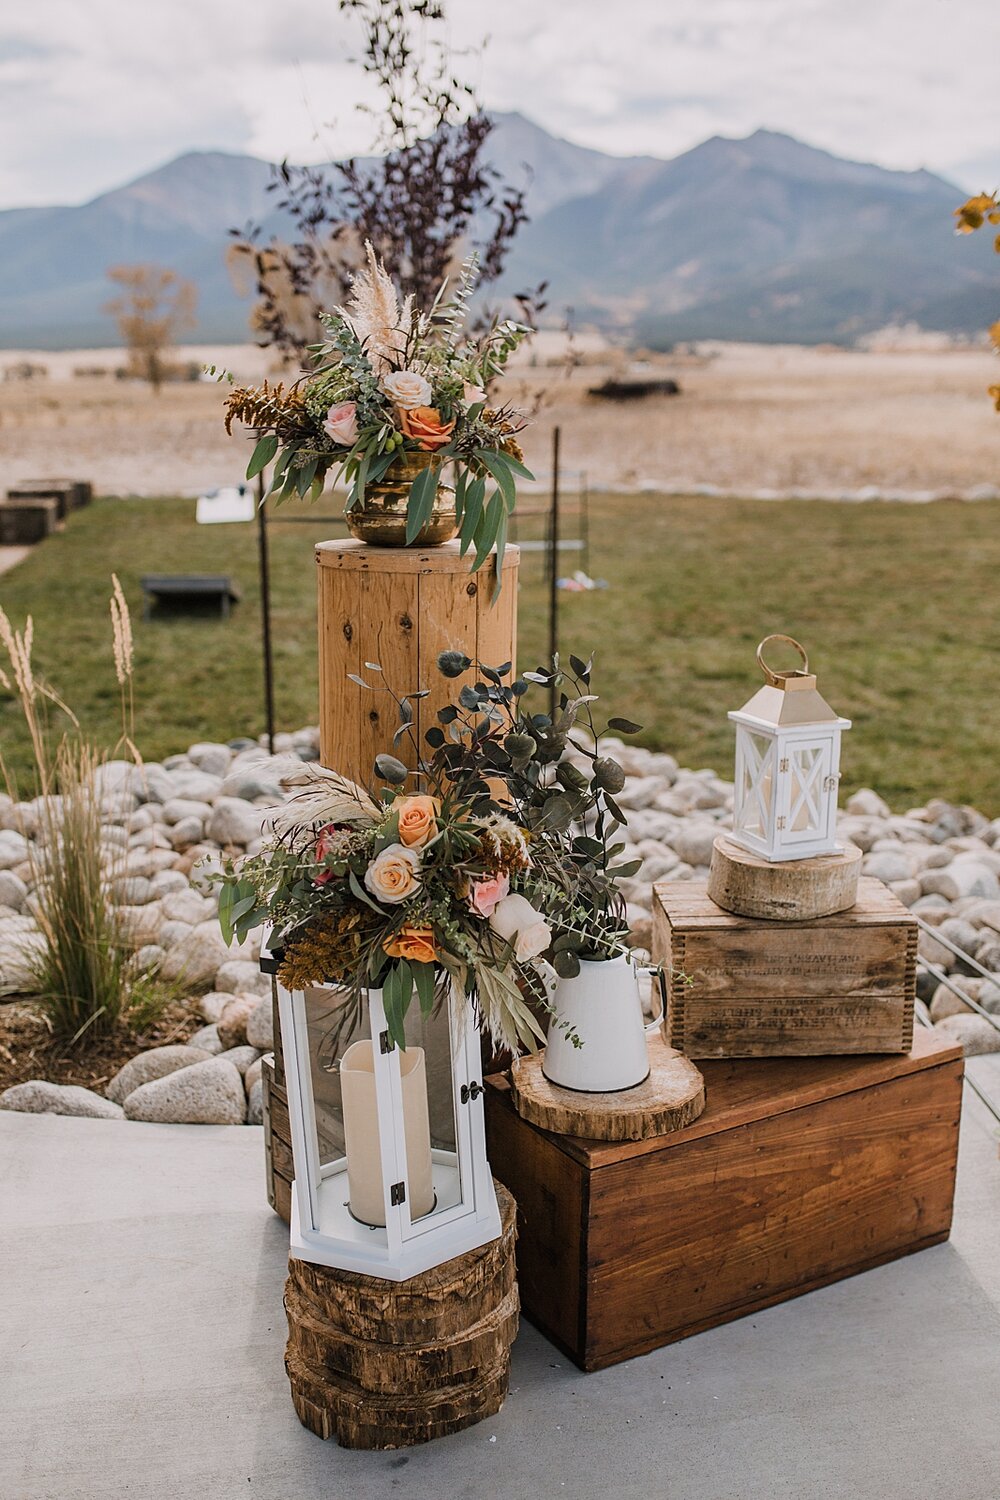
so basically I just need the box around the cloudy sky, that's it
[1,0,997,209]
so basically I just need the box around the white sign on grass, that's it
[196,486,255,525]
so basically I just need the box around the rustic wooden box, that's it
[262,1054,292,1226]
[652,877,917,1057]
[484,1029,961,1371]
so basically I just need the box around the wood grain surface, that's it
[510,1037,705,1141]
[707,834,862,920]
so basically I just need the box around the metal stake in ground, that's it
[256,460,276,755]
[548,425,560,718]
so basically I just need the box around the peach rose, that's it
[468,870,510,918]
[396,794,439,849]
[463,381,487,406]
[383,924,437,965]
[383,369,432,409]
[399,405,455,452]
[364,843,421,904]
[324,401,358,446]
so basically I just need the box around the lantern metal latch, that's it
[461,1082,484,1105]
[390,1182,406,1206]
[379,1031,395,1054]
[776,816,787,830]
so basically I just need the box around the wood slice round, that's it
[707,834,862,921]
[285,1282,519,1395]
[510,1037,705,1142]
[286,1182,516,1346]
[285,1347,510,1449]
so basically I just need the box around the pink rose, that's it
[468,870,510,918]
[324,401,359,446]
[313,823,340,885]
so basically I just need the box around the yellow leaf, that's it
[990,384,1000,413]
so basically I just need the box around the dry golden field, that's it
[1,340,997,498]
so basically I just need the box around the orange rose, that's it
[399,405,455,452]
[383,924,437,965]
[396,794,439,849]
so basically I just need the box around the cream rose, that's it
[382,369,432,409]
[364,843,421,904]
[489,892,551,962]
[462,381,487,406]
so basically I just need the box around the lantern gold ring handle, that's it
[756,634,809,686]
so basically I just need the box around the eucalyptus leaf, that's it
[245,433,278,480]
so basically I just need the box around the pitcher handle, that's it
[644,965,667,1034]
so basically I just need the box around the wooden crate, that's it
[484,1028,962,1371]
[262,1054,292,1225]
[653,876,917,1057]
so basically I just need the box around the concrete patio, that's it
[3,1064,999,1500]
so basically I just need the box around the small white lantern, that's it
[728,634,851,863]
[267,948,501,1280]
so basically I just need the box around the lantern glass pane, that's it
[788,743,829,837]
[399,989,465,1235]
[737,731,774,836]
[303,984,366,1173]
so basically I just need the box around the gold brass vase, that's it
[345,452,458,548]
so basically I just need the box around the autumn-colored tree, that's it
[955,192,1000,410]
[104,264,198,392]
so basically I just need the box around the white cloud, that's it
[0,0,997,208]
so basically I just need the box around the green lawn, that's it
[1,493,999,813]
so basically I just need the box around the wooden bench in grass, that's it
[140,574,242,620]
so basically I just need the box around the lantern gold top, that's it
[731,634,850,729]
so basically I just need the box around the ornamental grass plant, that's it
[0,582,167,1041]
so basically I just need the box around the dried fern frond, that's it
[224,380,311,439]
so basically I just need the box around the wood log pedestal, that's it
[316,539,519,784]
[510,1036,706,1142]
[283,1181,519,1449]
[708,834,862,921]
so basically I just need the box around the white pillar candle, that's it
[340,1039,435,1227]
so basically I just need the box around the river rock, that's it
[920,861,1000,903]
[863,850,912,884]
[123,1058,247,1124]
[187,1023,224,1053]
[934,1014,1000,1056]
[846,788,891,818]
[159,923,229,986]
[215,958,269,998]
[207,798,266,847]
[198,991,232,1023]
[187,742,233,777]
[147,870,191,899]
[0,829,30,870]
[107,1044,214,1104]
[246,1078,264,1125]
[217,994,259,1049]
[670,820,719,869]
[0,871,27,911]
[245,994,274,1050]
[216,1045,261,1076]
[0,1081,124,1119]
[244,1057,264,1094]
[168,816,204,850]
[132,943,166,973]
[160,887,215,926]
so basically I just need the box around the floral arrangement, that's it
[224,244,533,572]
[217,651,642,1053]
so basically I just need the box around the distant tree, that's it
[229,0,543,362]
[955,192,1000,410]
[103,264,198,392]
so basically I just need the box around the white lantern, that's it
[728,634,851,863]
[267,946,501,1280]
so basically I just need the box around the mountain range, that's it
[0,112,993,349]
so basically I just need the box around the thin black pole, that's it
[548,425,561,716]
[256,465,276,755]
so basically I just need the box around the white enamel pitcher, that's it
[541,953,665,1094]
